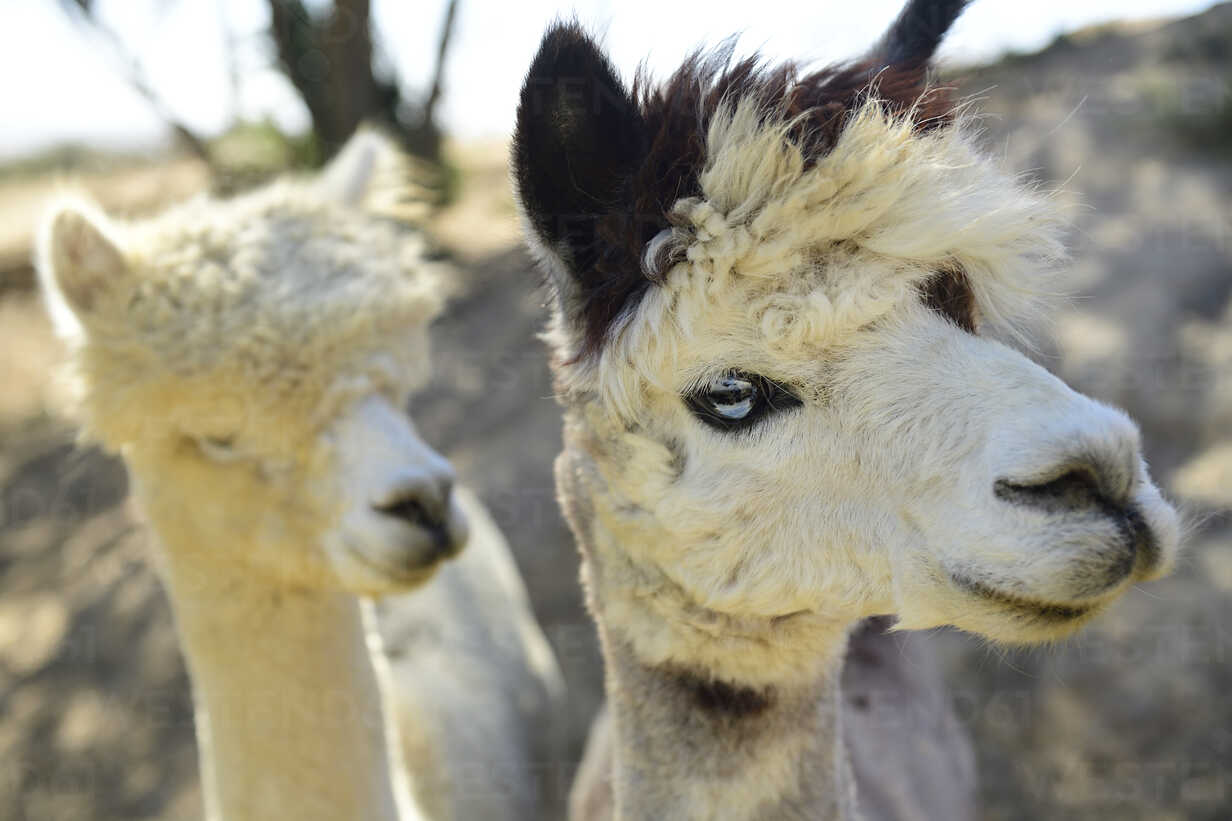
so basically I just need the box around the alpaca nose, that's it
[372,473,455,544]
[995,463,1124,514]
[995,421,1139,515]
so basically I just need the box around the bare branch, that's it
[421,0,459,129]
[57,2,212,162]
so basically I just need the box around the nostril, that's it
[371,466,457,544]
[373,492,448,540]
[995,467,1108,515]
[375,496,429,526]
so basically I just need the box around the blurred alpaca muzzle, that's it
[372,473,464,561]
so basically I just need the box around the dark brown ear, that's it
[512,23,649,349]
[867,0,969,71]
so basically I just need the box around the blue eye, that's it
[685,371,802,432]
[709,376,756,420]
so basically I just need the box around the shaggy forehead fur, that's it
[585,48,955,349]
[555,96,1067,417]
[43,179,446,454]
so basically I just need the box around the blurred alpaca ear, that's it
[512,23,645,316]
[318,129,395,206]
[37,200,129,339]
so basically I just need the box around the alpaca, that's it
[512,2,1182,818]
[37,133,563,821]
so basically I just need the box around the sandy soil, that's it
[1,6,1230,819]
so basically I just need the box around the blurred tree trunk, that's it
[268,0,397,158]
[268,0,458,164]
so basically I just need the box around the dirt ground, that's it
[2,6,1230,820]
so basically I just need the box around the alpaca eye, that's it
[685,371,802,432]
[197,436,243,462]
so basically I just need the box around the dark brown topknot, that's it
[630,47,959,264]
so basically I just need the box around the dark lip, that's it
[949,573,1097,622]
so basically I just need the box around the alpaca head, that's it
[513,9,1180,679]
[37,133,467,594]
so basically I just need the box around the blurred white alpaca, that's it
[37,133,563,821]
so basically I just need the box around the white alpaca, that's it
[37,134,563,821]
[512,3,1181,819]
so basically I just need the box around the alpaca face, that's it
[557,272,1178,646]
[38,134,467,592]
[514,26,1180,666]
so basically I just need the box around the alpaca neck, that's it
[555,448,858,821]
[600,631,854,821]
[155,540,417,821]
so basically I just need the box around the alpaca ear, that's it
[318,129,393,206]
[512,23,646,322]
[37,200,129,339]
[867,0,969,71]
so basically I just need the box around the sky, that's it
[0,0,1218,159]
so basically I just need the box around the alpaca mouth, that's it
[344,541,448,584]
[995,480,1161,580]
[948,573,1099,623]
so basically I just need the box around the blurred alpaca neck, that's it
[155,535,419,821]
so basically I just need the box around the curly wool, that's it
[39,177,448,459]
